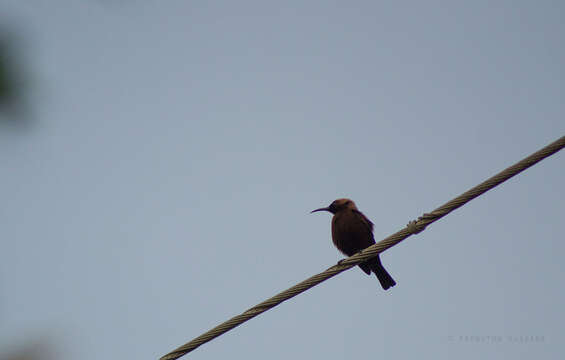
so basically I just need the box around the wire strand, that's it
[160,135,565,360]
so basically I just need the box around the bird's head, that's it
[311,198,358,215]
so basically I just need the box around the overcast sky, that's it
[1,1,564,360]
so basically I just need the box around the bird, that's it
[311,198,396,290]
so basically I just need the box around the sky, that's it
[1,1,564,360]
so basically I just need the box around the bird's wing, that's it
[333,210,375,275]
[333,210,376,256]
[352,209,374,237]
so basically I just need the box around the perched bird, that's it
[311,198,396,290]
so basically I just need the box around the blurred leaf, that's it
[0,29,30,126]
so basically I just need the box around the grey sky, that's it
[1,1,564,360]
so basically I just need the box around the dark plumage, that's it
[312,198,396,290]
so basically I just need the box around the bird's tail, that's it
[369,256,396,290]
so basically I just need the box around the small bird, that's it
[311,198,396,290]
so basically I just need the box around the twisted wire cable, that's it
[161,135,565,360]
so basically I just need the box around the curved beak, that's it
[311,207,330,213]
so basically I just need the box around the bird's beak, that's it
[311,207,330,213]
